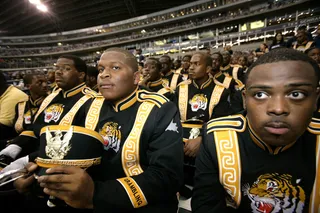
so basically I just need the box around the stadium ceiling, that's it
[0,0,198,36]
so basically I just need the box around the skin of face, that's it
[97,51,140,102]
[243,61,319,146]
[159,56,172,74]
[142,59,161,82]
[307,48,320,64]
[211,54,222,71]
[55,58,84,91]
[189,54,210,82]
[182,56,191,70]
[29,75,48,97]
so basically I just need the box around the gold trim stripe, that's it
[121,102,155,176]
[178,84,188,121]
[309,135,320,213]
[117,177,148,208]
[232,67,239,81]
[214,130,241,208]
[209,85,225,119]
[20,130,37,138]
[40,125,104,144]
[33,88,61,123]
[59,95,91,126]
[182,123,203,129]
[137,90,168,108]
[85,97,104,130]
[15,101,26,133]
[35,157,101,168]
[170,73,179,90]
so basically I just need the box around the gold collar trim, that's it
[92,84,98,91]
[220,65,231,71]
[113,87,138,112]
[192,77,212,89]
[30,96,45,107]
[147,78,163,88]
[247,118,295,155]
[63,83,86,98]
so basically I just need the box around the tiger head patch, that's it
[189,94,208,112]
[99,122,122,153]
[44,104,64,123]
[243,173,306,213]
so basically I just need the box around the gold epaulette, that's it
[82,87,99,98]
[158,86,174,95]
[207,114,246,134]
[177,79,192,88]
[308,117,320,134]
[231,64,243,68]
[137,89,169,108]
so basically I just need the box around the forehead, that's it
[191,54,203,62]
[159,57,170,63]
[56,58,74,65]
[182,56,191,61]
[145,59,157,65]
[100,51,127,62]
[247,61,316,85]
[309,49,320,55]
[211,54,221,60]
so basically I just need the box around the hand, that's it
[184,136,202,157]
[37,166,94,209]
[13,162,37,194]
[139,73,151,87]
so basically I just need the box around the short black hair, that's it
[298,25,307,31]
[0,70,7,85]
[23,73,36,85]
[211,52,223,63]
[103,47,138,72]
[245,48,320,84]
[146,58,162,71]
[193,52,213,67]
[182,55,192,61]
[305,47,319,55]
[160,55,172,62]
[58,55,87,75]
[86,66,99,78]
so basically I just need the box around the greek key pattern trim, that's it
[178,84,188,121]
[121,102,155,177]
[214,130,241,208]
[209,85,225,119]
[14,101,26,133]
[85,98,104,130]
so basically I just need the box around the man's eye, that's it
[112,66,120,70]
[287,91,306,100]
[254,92,268,99]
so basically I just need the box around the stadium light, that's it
[29,0,41,5]
[36,4,48,12]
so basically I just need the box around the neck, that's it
[194,75,209,87]
[162,69,170,75]
[30,91,41,102]
[112,86,138,105]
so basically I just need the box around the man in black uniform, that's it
[175,52,233,198]
[220,50,245,83]
[139,58,175,101]
[175,55,191,81]
[16,48,184,213]
[159,55,183,90]
[192,48,320,213]
[1,55,96,170]
[0,73,48,158]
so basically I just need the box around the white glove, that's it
[0,144,22,159]
[0,155,29,174]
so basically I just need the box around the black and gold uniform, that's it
[293,41,315,53]
[90,88,184,213]
[9,83,96,159]
[145,78,176,102]
[213,72,244,114]
[162,70,184,90]
[175,67,189,81]
[192,113,320,213]
[13,96,45,134]
[220,64,245,84]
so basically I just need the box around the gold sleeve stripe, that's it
[209,85,225,119]
[207,115,246,133]
[214,130,241,208]
[309,135,320,213]
[117,177,148,208]
[20,131,37,138]
[182,123,203,129]
[232,67,239,80]
[137,90,168,108]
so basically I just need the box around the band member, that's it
[192,48,320,213]
[160,55,183,90]
[14,48,184,213]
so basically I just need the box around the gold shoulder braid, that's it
[170,73,180,90]
[33,88,62,123]
[207,115,246,209]
[137,90,169,108]
[15,101,27,133]
[120,101,156,208]
[85,96,104,130]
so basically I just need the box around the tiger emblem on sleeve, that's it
[99,122,122,153]
[189,94,208,112]
[44,104,64,123]
[243,173,305,213]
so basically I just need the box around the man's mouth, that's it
[100,84,113,89]
[264,122,290,135]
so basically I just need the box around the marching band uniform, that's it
[88,87,184,213]
[192,113,320,213]
[162,70,184,91]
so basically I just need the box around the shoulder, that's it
[177,79,192,88]
[307,116,320,134]
[137,89,170,108]
[2,86,28,102]
[206,114,246,134]
[82,87,99,98]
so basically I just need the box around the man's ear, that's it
[206,66,212,74]
[79,72,85,82]
[241,89,247,110]
[133,71,140,85]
